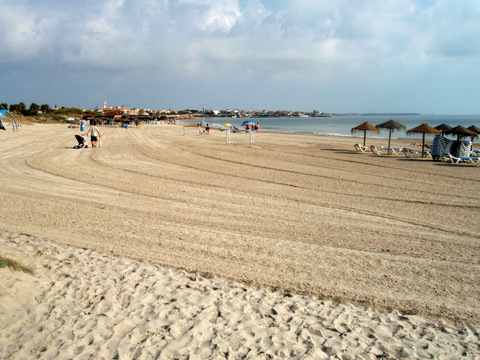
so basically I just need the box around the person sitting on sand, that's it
[86,120,102,147]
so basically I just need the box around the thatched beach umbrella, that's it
[376,120,406,155]
[435,124,452,136]
[445,125,477,141]
[468,125,480,136]
[406,123,441,157]
[444,125,477,157]
[468,125,480,150]
[351,122,380,146]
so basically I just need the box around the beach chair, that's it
[443,153,479,164]
[386,147,402,155]
[354,143,368,152]
[439,137,453,157]
[371,145,400,155]
[431,135,440,160]
[432,135,453,161]
[465,156,480,163]
[402,148,420,157]
[458,141,472,158]
[403,148,433,158]
[370,145,383,155]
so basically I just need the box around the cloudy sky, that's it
[1,0,480,114]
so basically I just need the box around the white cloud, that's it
[0,2,56,60]
[1,0,480,113]
[177,0,241,32]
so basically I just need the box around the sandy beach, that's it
[1,123,480,358]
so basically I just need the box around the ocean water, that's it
[201,114,480,140]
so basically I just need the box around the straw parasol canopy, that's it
[445,125,477,140]
[351,121,380,146]
[468,125,480,149]
[435,124,452,136]
[406,123,441,157]
[468,125,480,135]
[376,120,406,154]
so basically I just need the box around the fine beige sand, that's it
[1,123,480,358]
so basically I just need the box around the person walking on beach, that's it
[80,119,85,132]
[205,124,210,133]
[254,123,260,133]
[86,120,102,147]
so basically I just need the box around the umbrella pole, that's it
[422,133,425,158]
[363,131,367,146]
[388,131,392,155]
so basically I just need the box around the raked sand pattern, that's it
[1,123,480,358]
[2,231,479,359]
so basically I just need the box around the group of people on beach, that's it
[79,119,259,147]
[203,122,260,134]
[245,123,260,133]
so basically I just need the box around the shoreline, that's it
[187,114,480,140]
[1,123,480,357]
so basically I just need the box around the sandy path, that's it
[1,123,480,325]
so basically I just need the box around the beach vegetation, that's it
[53,107,84,116]
[83,110,96,116]
[0,103,87,124]
[0,255,34,275]
[29,103,40,114]
[8,102,27,113]
[40,104,52,114]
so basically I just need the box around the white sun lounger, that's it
[354,144,368,152]
[370,145,383,155]
[443,153,480,164]
[371,145,401,155]
[402,148,433,158]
